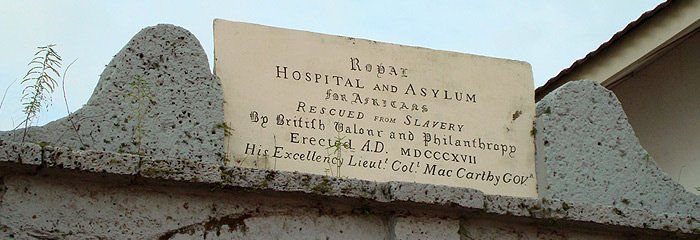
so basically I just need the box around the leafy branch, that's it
[17,44,62,141]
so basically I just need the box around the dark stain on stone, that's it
[612,208,624,216]
[204,213,251,237]
[561,202,571,211]
[543,107,551,114]
[0,177,5,206]
[265,171,276,182]
[157,213,251,240]
[158,225,198,240]
[512,110,522,121]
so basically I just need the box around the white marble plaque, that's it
[214,19,537,197]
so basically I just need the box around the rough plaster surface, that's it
[0,171,689,239]
[535,80,700,217]
[0,24,225,164]
[2,139,698,237]
[0,24,699,238]
[459,218,622,240]
[393,216,459,240]
[0,173,390,239]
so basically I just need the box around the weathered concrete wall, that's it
[1,24,699,239]
[0,166,682,239]
[0,24,225,164]
[536,80,700,217]
[0,169,389,239]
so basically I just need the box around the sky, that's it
[0,0,664,131]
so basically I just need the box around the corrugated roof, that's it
[534,0,673,101]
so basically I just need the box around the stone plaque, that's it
[214,19,537,197]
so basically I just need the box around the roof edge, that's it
[535,0,673,101]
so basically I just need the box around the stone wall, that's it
[1,24,698,239]
[0,166,660,239]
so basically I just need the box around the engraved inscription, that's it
[214,20,537,197]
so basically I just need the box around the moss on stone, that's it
[140,167,176,178]
[108,158,121,165]
[311,177,332,194]
[612,208,624,216]
[561,202,571,211]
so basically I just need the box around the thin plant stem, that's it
[0,78,19,113]
[61,58,86,147]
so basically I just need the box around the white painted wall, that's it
[612,30,700,194]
